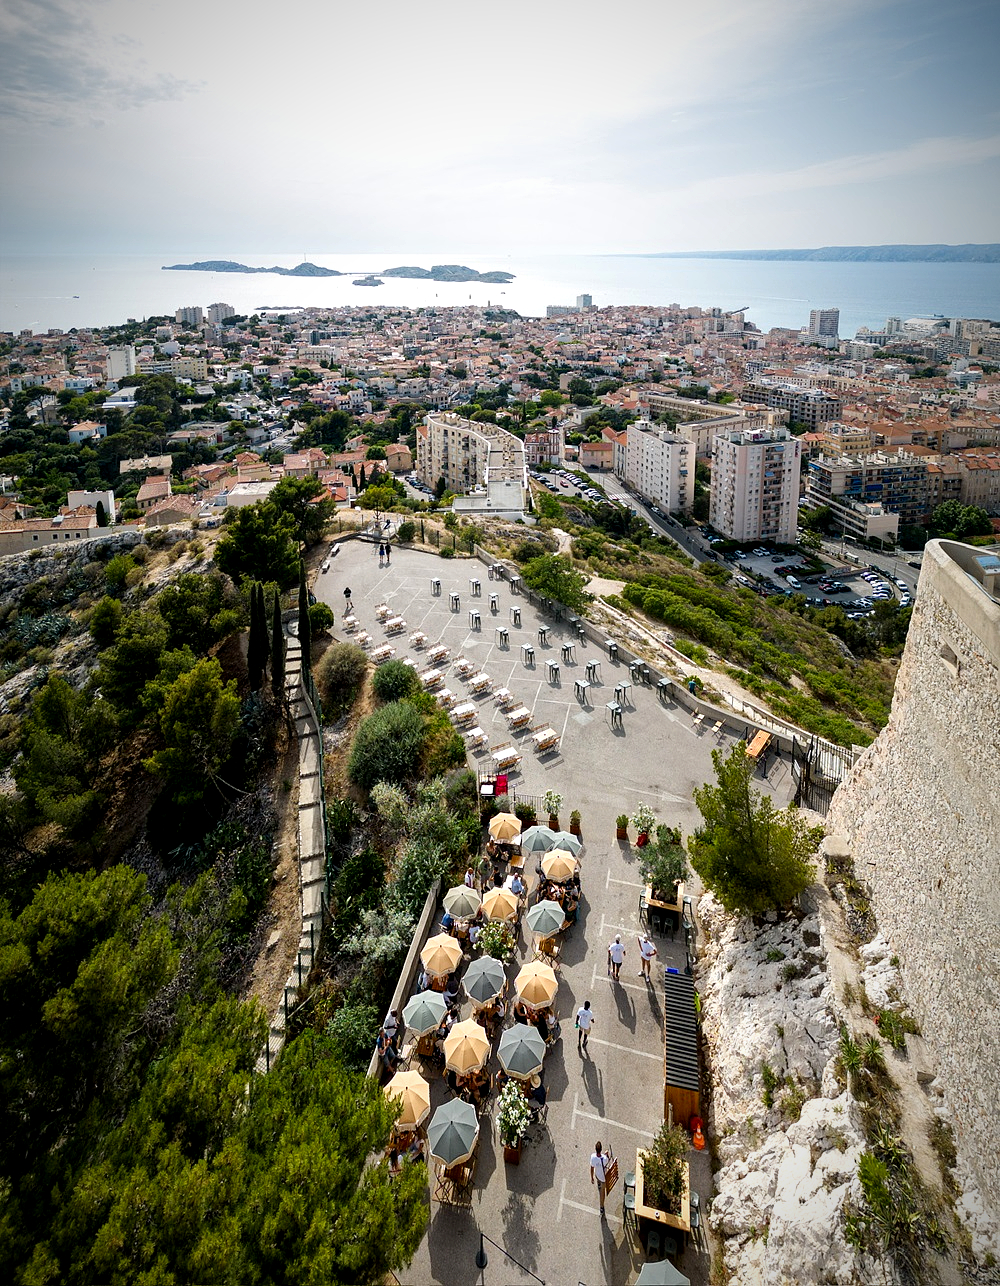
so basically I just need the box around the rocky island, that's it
[163,260,514,283]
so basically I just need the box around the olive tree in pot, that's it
[543,789,562,830]
[640,825,688,903]
[569,809,582,837]
[639,1119,690,1215]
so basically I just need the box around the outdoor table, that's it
[386,616,405,633]
[343,615,358,633]
[470,578,481,596]
[356,631,372,647]
[469,610,481,629]
[450,592,460,610]
[375,603,389,619]
[574,678,590,702]
[372,645,395,664]
[410,631,427,648]
[490,593,499,612]
[509,575,522,591]
[437,688,456,707]
[506,706,531,728]
[520,643,535,665]
[431,578,442,595]
[452,702,477,725]
[532,728,560,751]
[614,681,631,704]
[465,726,488,750]
[605,638,618,658]
[492,564,505,580]
[585,660,600,682]
[746,729,772,761]
[492,747,521,770]
[496,627,509,647]
[629,660,643,681]
[547,660,560,681]
[493,687,513,707]
[538,625,549,645]
[657,677,671,698]
[561,643,576,663]
[421,668,444,689]
[468,673,491,694]
[511,607,522,627]
[607,700,623,728]
[454,657,474,676]
[428,644,449,663]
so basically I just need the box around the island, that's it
[163,260,515,282]
[648,243,1000,264]
[353,276,384,287]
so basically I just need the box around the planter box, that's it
[634,1150,691,1237]
[503,1140,523,1164]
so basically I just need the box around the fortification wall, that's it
[827,540,1000,1218]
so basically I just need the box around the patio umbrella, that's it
[514,960,558,1007]
[541,849,578,882]
[443,1019,491,1074]
[463,955,506,1007]
[420,932,464,978]
[443,885,482,918]
[548,830,583,856]
[635,1263,691,1286]
[489,812,522,843]
[385,1070,431,1129]
[520,825,559,854]
[481,887,519,922]
[525,899,566,938]
[402,990,448,1035]
[497,1024,546,1081]
[427,1098,479,1167]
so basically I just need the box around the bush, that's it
[309,602,335,634]
[642,1121,689,1213]
[89,596,124,648]
[326,1000,381,1072]
[397,520,416,543]
[371,659,418,703]
[640,826,688,897]
[348,701,426,791]
[439,546,455,559]
[314,642,368,714]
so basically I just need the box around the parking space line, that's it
[607,874,645,889]
[559,1193,622,1226]
[586,1034,662,1060]
[592,972,650,996]
[572,1096,656,1139]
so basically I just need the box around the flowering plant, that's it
[497,1080,533,1146]
[543,789,563,816]
[631,802,657,837]
[476,920,516,962]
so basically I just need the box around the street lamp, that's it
[473,1231,545,1284]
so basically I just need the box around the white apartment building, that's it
[207,302,236,324]
[809,308,840,338]
[710,427,802,544]
[621,419,693,513]
[175,306,204,326]
[106,345,136,382]
[416,413,527,514]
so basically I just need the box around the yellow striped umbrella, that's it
[482,887,519,922]
[514,959,558,1008]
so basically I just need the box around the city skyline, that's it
[1,0,999,257]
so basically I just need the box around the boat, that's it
[353,275,383,287]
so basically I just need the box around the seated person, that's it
[468,921,480,948]
[406,1134,425,1163]
[534,1011,549,1042]
[377,1028,402,1075]
[529,1074,547,1108]
[563,896,579,926]
[493,871,504,888]
[513,1000,530,1025]
[443,975,461,1007]
[441,910,456,933]
[387,1148,402,1177]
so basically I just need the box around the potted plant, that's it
[476,920,517,962]
[497,1079,532,1163]
[638,1120,690,1216]
[616,814,629,841]
[569,809,582,837]
[640,825,688,903]
[631,803,657,848]
[543,790,562,830]
[514,801,537,828]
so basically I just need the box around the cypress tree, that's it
[271,592,285,700]
[297,561,311,678]
[95,499,108,528]
[260,583,271,668]
[359,464,366,490]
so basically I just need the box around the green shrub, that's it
[397,520,416,543]
[308,602,335,634]
[372,659,418,703]
[348,701,425,791]
[439,546,455,559]
[326,1000,380,1072]
[314,642,368,714]
[89,596,124,649]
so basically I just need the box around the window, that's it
[939,644,961,679]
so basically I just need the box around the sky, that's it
[1,0,999,256]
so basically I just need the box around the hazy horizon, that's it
[2,0,998,258]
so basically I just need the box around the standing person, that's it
[576,999,594,1052]
[638,931,658,980]
[343,586,352,615]
[607,934,625,981]
[384,542,391,566]
[378,542,385,567]
[590,1141,610,1216]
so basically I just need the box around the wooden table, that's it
[634,1151,691,1239]
[746,729,772,761]
[506,706,531,728]
[452,702,477,724]
[428,644,449,663]
[532,728,560,752]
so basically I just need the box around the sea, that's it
[2,251,999,338]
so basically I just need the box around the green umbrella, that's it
[548,830,582,855]
[402,990,448,1035]
[427,1098,479,1166]
[443,885,482,918]
[525,899,565,938]
[497,1024,546,1080]
[520,825,559,853]
[635,1263,690,1286]
[463,955,506,1007]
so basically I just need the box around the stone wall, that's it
[827,539,1000,1219]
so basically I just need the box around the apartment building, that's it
[106,345,136,382]
[819,422,878,456]
[416,413,527,513]
[136,355,209,381]
[742,380,843,429]
[952,448,1000,514]
[207,302,236,324]
[175,306,204,326]
[627,388,774,456]
[808,308,840,338]
[621,419,694,513]
[805,452,929,527]
[523,427,562,466]
[710,427,801,544]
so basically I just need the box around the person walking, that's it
[638,931,658,980]
[607,934,625,981]
[384,542,391,566]
[378,542,385,567]
[590,1141,610,1216]
[343,586,352,615]
[576,999,594,1052]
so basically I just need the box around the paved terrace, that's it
[315,541,796,1286]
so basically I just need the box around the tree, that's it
[358,484,397,525]
[157,570,242,653]
[314,642,367,714]
[89,595,123,648]
[271,593,285,702]
[520,553,591,613]
[690,744,818,915]
[371,659,418,703]
[95,498,108,527]
[348,701,426,791]
[929,500,993,539]
[538,390,564,408]
[215,502,299,588]
[143,658,241,806]
[297,562,312,678]
[247,582,267,691]
[270,475,334,547]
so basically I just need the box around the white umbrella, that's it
[520,825,559,853]
[525,899,565,938]
[443,885,482,918]
[402,991,448,1035]
[548,830,583,855]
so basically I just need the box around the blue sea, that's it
[2,251,998,338]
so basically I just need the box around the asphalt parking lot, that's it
[315,538,798,1286]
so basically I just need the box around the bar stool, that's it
[469,610,481,629]
[538,625,549,645]
[561,643,575,663]
[629,660,643,681]
[496,627,509,647]
[431,577,442,595]
[450,592,460,611]
[511,607,521,627]
[606,639,619,660]
[470,578,481,596]
[490,593,499,613]
[585,660,599,682]
[521,643,535,665]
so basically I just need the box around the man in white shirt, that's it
[607,935,625,981]
[576,999,594,1051]
[638,932,658,980]
[590,1140,610,1215]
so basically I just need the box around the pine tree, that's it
[247,583,265,691]
[270,593,285,701]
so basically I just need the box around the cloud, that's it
[0,0,198,126]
